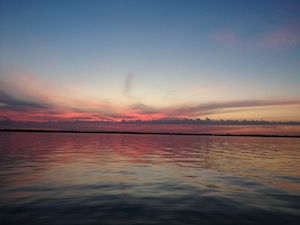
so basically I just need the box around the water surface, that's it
[0,132,299,224]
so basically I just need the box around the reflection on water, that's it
[0,132,300,225]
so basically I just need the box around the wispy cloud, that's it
[1,66,299,122]
[122,73,134,98]
[258,25,300,48]
[160,100,300,118]
[211,25,300,49]
[163,90,178,101]
[119,99,300,121]
[0,90,50,111]
[131,103,159,114]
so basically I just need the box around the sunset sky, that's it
[1,0,300,123]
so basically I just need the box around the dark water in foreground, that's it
[0,132,299,225]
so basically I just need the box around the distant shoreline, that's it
[1,129,299,138]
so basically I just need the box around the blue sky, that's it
[0,0,300,122]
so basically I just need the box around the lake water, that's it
[0,132,299,225]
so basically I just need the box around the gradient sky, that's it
[1,0,300,122]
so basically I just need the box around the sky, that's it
[0,0,300,123]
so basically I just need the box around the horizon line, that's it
[1,128,300,139]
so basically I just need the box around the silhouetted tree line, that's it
[1,118,299,126]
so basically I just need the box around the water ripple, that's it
[0,132,299,224]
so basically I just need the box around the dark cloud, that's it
[131,103,159,114]
[116,118,300,125]
[163,100,300,117]
[0,90,50,111]
[122,73,133,98]
[1,81,299,123]
[1,118,299,127]
[122,99,300,120]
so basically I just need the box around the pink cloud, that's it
[1,66,300,122]
[212,26,300,49]
[259,25,300,48]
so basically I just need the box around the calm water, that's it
[0,132,299,225]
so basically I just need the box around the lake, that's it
[0,132,299,224]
